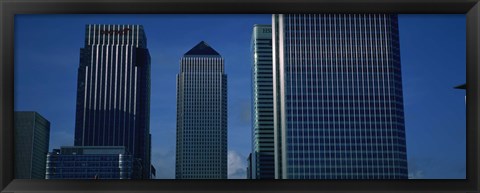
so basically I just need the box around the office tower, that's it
[14,111,50,179]
[74,24,152,179]
[45,146,133,179]
[176,41,227,179]
[250,25,275,179]
[272,14,408,179]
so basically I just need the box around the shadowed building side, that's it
[74,24,152,179]
[14,111,50,179]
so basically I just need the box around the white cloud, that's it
[408,169,425,179]
[151,149,175,179]
[408,157,429,179]
[228,150,247,179]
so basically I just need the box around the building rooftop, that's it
[184,41,220,56]
[56,146,128,155]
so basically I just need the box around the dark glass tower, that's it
[14,111,50,179]
[176,41,227,179]
[250,25,275,179]
[273,14,408,179]
[74,24,151,179]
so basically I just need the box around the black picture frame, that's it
[1,0,479,192]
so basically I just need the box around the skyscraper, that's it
[247,153,253,179]
[273,14,408,179]
[176,41,227,179]
[74,24,152,179]
[14,111,50,179]
[250,25,275,179]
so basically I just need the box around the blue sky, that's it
[14,14,466,179]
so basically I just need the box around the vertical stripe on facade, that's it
[75,24,151,179]
[251,25,275,179]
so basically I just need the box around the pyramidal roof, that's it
[184,41,220,56]
[455,83,466,89]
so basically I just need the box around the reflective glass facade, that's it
[45,146,133,179]
[273,14,408,179]
[251,25,275,179]
[14,111,50,179]
[176,41,227,179]
[74,24,151,179]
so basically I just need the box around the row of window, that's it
[180,144,226,148]
[177,174,225,178]
[286,172,407,179]
[47,173,126,179]
[285,94,401,99]
[284,74,402,80]
[284,101,403,108]
[302,85,390,95]
[283,62,401,70]
[286,158,407,165]
[281,34,395,42]
[287,119,404,125]
[178,138,223,142]
[48,168,126,173]
[48,162,126,167]
[284,84,402,90]
[286,146,407,153]
[285,129,405,135]
[285,126,405,133]
[180,149,223,153]
[286,128,406,134]
[285,94,402,100]
[286,136,406,143]
[48,156,127,161]
[283,16,396,28]
[282,57,400,64]
[286,168,407,176]
[286,118,405,124]
[286,110,402,117]
[283,15,396,23]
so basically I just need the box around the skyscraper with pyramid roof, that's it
[175,41,227,179]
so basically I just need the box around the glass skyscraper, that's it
[273,14,408,179]
[46,146,133,179]
[14,111,50,179]
[74,24,152,179]
[176,41,227,179]
[250,25,275,179]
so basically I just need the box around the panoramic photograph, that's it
[13,14,465,179]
